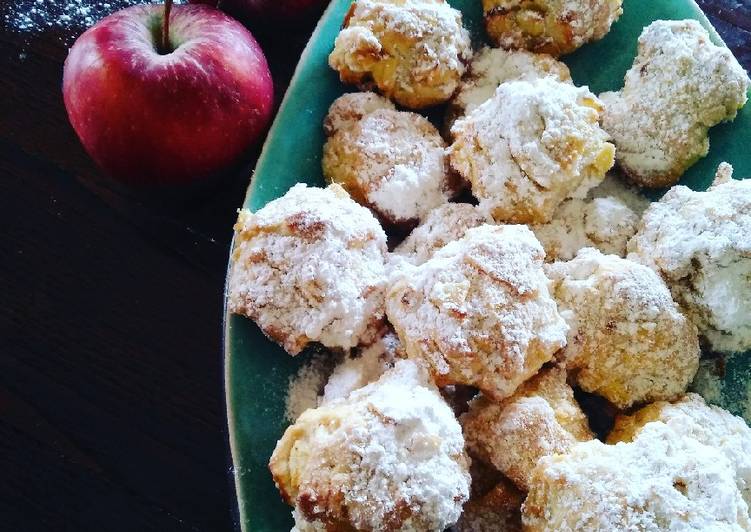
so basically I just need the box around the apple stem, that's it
[162,0,173,54]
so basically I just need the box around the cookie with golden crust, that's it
[453,477,523,532]
[449,78,615,224]
[462,367,593,491]
[386,224,568,400]
[523,421,751,531]
[393,203,490,265]
[546,248,700,409]
[627,168,751,354]
[328,0,472,109]
[322,91,395,137]
[609,393,751,508]
[483,0,622,56]
[270,360,471,531]
[600,20,750,188]
[227,183,388,355]
[323,96,458,226]
[444,47,571,136]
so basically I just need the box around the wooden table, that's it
[1,1,748,530]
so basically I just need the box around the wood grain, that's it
[0,1,748,530]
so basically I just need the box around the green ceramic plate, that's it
[224,1,751,530]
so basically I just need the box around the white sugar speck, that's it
[2,0,184,44]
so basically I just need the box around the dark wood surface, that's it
[0,1,749,531]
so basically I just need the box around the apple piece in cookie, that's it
[62,1,273,187]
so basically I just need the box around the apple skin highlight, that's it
[63,4,274,187]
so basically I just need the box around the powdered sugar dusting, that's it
[601,20,750,187]
[270,359,471,531]
[387,224,568,400]
[2,0,185,43]
[524,421,751,530]
[627,175,751,353]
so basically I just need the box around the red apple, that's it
[63,2,274,187]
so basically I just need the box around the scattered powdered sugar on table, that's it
[284,353,340,422]
[3,0,184,43]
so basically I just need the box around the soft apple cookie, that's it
[328,0,472,109]
[227,183,388,355]
[530,173,649,262]
[453,477,523,532]
[462,367,593,491]
[523,420,751,531]
[386,224,568,400]
[269,360,471,531]
[600,20,750,188]
[627,165,751,353]
[608,393,751,506]
[322,91,395,136]
[320,327,404,403]
[448,78,615,224]
[322,94,459,226]
[546,248,700,409]
[482,0,623,56]
[393,203,490,266]
[444,47,571,136]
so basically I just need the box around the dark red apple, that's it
[63,2,273,187]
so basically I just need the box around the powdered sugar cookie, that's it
[449,78,615,224]
[386,224,568,400]
[462,367,593,491]
[393,203,489,265]
[483,0,622,56]
[523,421,750,531]
[600,20,750,187]
[270,360,471,531]
[328,0,472,109]
[627,167,751,353]
[322,96,458,226]
[547,248,699,409]
[228,183,388,355]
